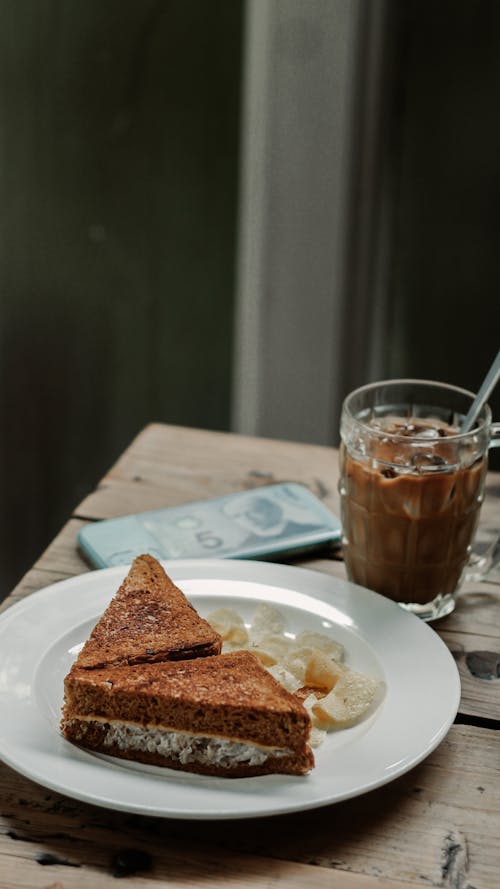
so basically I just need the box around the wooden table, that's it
[1,424,499,889]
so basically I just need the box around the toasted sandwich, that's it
[61,651,314,777]
[75,554,222,669]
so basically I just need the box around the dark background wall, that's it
[386,0,500,421]
[0,0,243,594]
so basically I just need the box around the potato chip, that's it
[281,647,314,682]
[312,668,380,729]
[266,664,303,694]
[251,633,292,665]
[206,608,248,645]
[295,631,344,662]
[300,694,330,744]
[249,645,276,667]
[301,692,319,712]
[249,603,286,641]
[282,645,339,685]
[305,650,345,693]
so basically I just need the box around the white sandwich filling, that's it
[68,715,292,767]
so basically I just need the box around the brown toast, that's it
[75,554,222,669]
[61,651,314,777]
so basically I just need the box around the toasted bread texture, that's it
[62,651,314,777]
[75,554,222,669]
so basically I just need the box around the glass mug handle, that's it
[465,421,500,582]
[489,421,500,449]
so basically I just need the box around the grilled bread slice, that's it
[75,554,222,669]
[62,651,314,777]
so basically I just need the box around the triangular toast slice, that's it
[62,650,314,777]
[75,554,222,669]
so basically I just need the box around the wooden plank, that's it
[0,724,497,889]
[101,423,500,512]
[32,519,90,579]
[0,837,412,889]
[0,521,90,610]
[8,567,73,600]
[103,424,341,512]
[0,568,72,615]
[437,580,500,637]
[75,476,198,519]
[441,629,500,720]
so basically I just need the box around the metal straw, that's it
[460,349,500,433]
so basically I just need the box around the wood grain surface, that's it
[1,423,499,889]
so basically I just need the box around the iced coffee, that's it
[339,381,492,619]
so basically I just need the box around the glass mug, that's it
[339,380,500,620]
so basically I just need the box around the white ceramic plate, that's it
[0,559,460,820]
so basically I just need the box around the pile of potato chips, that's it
[207,604,381,748]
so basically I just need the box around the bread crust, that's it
[75,554,222,669]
